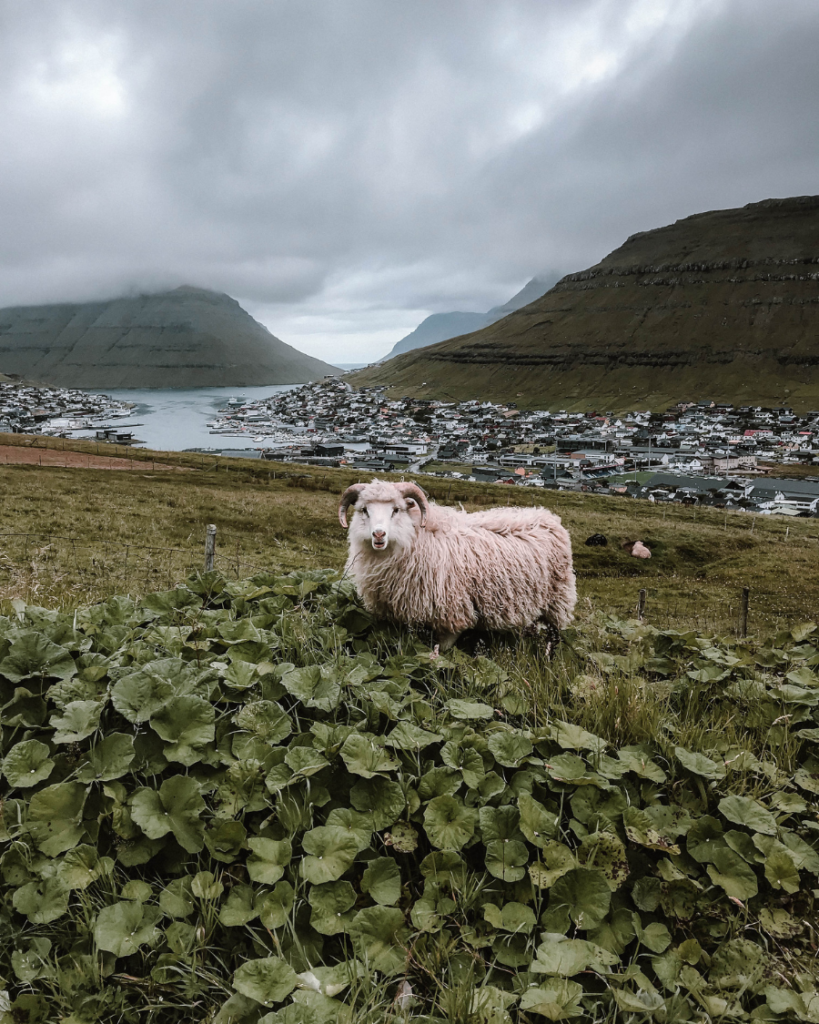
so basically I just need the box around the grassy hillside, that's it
[351,196,819,412]
[0,435,817,636]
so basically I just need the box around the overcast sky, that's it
[3,0,819,363]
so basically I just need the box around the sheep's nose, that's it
[373,529,386,540]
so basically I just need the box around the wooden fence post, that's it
[637,589,646,620]
[739,587,750,638]
[204,524,217,571]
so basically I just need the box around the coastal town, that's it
[2,378,819,516]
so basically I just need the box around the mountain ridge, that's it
[0,285,338,388]
[350,196,819,412]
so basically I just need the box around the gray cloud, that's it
[1,0,818,360]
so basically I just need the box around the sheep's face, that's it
[350,497,420,553]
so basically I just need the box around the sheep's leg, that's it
[435,629,461,652]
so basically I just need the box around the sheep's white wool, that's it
[339,481,577,645]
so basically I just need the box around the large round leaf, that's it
[706,848,759,901]
[79,733,135,783]
[308,880,357,934]
[349,906,409,976]
[340,733,399,778]
[50,700,103,743]
[547,868,612,931]
[27,782,87,856]
[0,632,76,682]
[301,827,360,884]
[718,796,778,836]
[361,857,402,905]
[13,878,70,924]
[110,660,182,722]
[518,792,558,848]
[485,839,529,882]
[94,902,163,957]
[150,694,215,766]
[424,796,477,851]
[487,731,533,768]
[233,956,298,1007]
[257,881,295,930]
[2,740,54,788]
[233,701,292,743]
[130,775,206,853]
[246,838,292,884]
[350,777,405,830]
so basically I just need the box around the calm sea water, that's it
[89,385,298,452]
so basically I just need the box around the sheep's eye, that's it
[360,508,369,517]
[392,507,399,516]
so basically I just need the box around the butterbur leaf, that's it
[308,880,357,934]
[219,884,259,927]
[519,980,584,1019]
[483,901,536,933]
[718,795,778,836]
[130,775,206,853]
[519,792,558,847]
[675,746,726,780]
[350,777,405,830]
[577,832,629,890]
[94,902,163,957]
[528,842,575,889]
[50,700,103,743]
[233,956,299,1007]
[706,848,759,900]
[324,808,375,851]
[340,733,399,777]
[531,937,618,975]
[58,845,113,890]
[284,746,329,777]
[191,871,224,900]
[159,877,194,918]
[487,731,533,767]
[150,694,215,765]
[257,881,295,930]
[633,916,672,953]
[247,838,292,884]
[28,782,87,856]
[301,826,360,883]
[2,740,54,788]
[384,721,443,749]
[424,795,477,851]
[79,733,135,782]
[280,665,342,712]
[349,906,409,976]
[361,857,402,905]
[485,840,529,881]
[441,742,485,788]
[233,701,292,743]
[686,816,725,862]
[547,868,612,931]
[13,877,70,924]
[204,820,247,863]
[551,721,607,755]
[446,699,494,720]
[0,632,76,682]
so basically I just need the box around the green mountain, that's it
[351,196,819,411]
[0,285,338,388]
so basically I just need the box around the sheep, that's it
[338,480,577,651]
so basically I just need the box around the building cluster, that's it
[208,380,819,515]
[0,383,133,437]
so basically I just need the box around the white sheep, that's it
[338,480,576,650]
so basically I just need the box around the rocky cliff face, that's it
[0,286,337,388]
[351,197,819,411]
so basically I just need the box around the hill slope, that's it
[379,274,558,361]
[0,285,338,387]
[352,197,819,411]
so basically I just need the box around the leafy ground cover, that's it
[1,569,818,1022]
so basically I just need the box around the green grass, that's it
[1,434,818,637]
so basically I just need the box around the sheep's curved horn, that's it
[338,484,365,528]
[397,482,428,527]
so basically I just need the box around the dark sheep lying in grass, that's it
[338,479,577,651]
[585,533,608,547]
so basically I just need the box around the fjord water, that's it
[93,385,298,452]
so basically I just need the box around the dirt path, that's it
[0,445,183,471]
